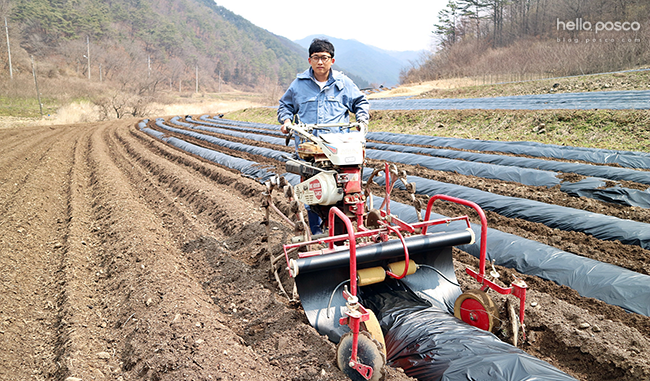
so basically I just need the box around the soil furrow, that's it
[0,127,55,164]
[0,126,79,381]
[111,124,371,380]
[53,122,128,380]
[0,128,67,209]
[88,121,292,380]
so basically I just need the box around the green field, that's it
[0,96,59,118]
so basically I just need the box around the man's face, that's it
[308,51,335,79]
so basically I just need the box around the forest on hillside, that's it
[0,0,305,93]
[402,0,650,83]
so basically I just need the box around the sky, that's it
[213,0,448,52]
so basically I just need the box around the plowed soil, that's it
[1,118,649,381]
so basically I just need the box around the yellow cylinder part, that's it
[357,266,386,286]
[388,260,417,277]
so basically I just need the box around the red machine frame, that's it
[282,164,528,380]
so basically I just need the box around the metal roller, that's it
[291,230,473,276]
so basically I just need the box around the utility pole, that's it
[5,17,13,80]
[195,65,198,93]
[31,56,43,117]
[148,56,151,78]
[99,64,102,82]
[86,36,90,79]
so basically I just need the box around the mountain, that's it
[1,0,419,97]
[295,35,424,87]
[5,0,307,90]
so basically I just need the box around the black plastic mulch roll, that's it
[366,141,650,186]
[199,115,281,131]
[370,188,650,317]
[385,173,650,250]
[366,148,561,187]
[170,117,650,248]
[367,131,650,170]
[143,120,276,182]
[561,177,650,208]
[174,116,288,146]
[368,89,650,112]
[359,281,577,381]
[160,118,287,161]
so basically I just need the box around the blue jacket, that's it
[278,68,369,126]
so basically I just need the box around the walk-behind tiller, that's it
[262,123,528,381]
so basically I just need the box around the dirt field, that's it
[1,117,649,381]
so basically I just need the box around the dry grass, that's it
[0,95,269,129]
[0,61,276,127]
[367,78,483,99]
[152,99,266,116]
[413,68,650,100]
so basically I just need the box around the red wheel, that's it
[454,289,498,332]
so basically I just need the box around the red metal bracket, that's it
[339,289,373,380]
[351,361,373,380]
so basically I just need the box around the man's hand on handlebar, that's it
[358,120,368,134]
[281,119,292,134]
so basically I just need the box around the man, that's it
[278,38,369,133]
[277,38,370,235]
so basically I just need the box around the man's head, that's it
[309,38,335,58]
[308,39,335,81]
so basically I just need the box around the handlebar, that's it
[286,122,367,137]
